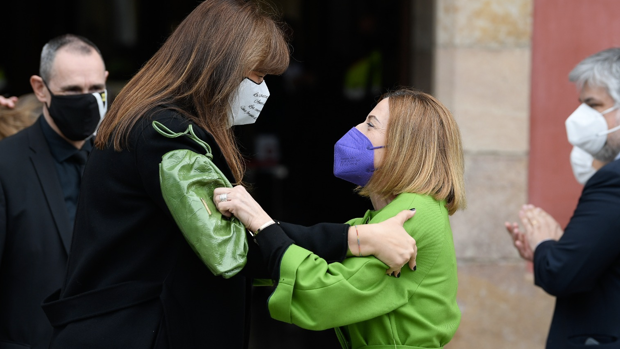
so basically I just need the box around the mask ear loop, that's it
[365,145,387,173]
[597,124,620,136]
[41,79,54,94]
[92,90,108,118]
[597,106,620,136]
[41,79,55,110]
[601,105,618,115]
[367,145,386,150]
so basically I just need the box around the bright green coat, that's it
[268,193,461,349]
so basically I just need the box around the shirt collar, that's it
[39,116,93,163]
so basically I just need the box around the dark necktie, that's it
[68,150,88,174]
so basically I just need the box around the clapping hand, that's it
[505,204,563,262]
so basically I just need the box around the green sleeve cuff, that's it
[268,244,312,323]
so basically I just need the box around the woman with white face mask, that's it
[42,1,416,348]
[215,89,466,348]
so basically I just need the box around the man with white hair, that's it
[506,47,620,348]
[0,34,107,348]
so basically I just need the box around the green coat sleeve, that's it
[268,239,428,331]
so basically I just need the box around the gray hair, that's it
[569,48,620,105]
[39,34,103,82]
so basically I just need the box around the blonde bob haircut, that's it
[96,0,290,184]
[358,88,466,215]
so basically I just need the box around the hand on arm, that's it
[213,186,273,233]
[351,209,417,276]
[213,188,417,276]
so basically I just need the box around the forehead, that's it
[579,83,613,102]
[48,48,106,86]
[370,98,390,121]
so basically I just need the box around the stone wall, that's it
[432,0,556,347]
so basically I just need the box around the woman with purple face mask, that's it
[215,88,466,348]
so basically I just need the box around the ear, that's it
[30,76,48,104]
[104,70,109,81]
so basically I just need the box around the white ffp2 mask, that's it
[570,146,597,184]
[228,78,270,127]
[565,103,620,154]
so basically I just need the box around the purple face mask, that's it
[333,127,385,187]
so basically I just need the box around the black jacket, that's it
[0,118,72,349]
[42,107,349,349]
[534,158,620,349]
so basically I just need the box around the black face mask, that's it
[43,81,107,141]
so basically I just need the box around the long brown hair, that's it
[359,89,466,215]
[95,0,290,183]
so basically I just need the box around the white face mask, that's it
[227,78,270,127]
[565,103,620,154]
[570,146,597,184]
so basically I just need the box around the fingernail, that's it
[409,208,416,212]
[396,273,400,278]
[413,265,417,271]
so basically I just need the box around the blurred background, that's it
[3,0,620,348]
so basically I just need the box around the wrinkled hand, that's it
[213,186,272,232]
[359,209,417,277]
[0,96,18,108]
[504,221,533,261]
[505,204,563,262]
[519,204,563,248]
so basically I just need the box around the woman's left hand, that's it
[353,209,417,276]
[213,186,273,233]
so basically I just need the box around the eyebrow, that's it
[581,97,601,104]
[368,115,382,125]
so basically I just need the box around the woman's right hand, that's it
[213,186,273,233]
[352,209,417,276]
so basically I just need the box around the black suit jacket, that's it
[0,118,71,349]
[534,158,620,349]
[42,108,349,349]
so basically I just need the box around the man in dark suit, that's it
[0,34,107,349]
[506,48,620,349]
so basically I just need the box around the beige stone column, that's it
[432,1,556,348]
